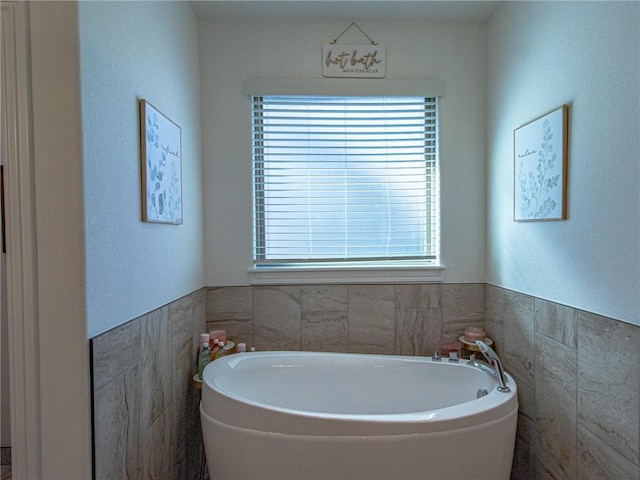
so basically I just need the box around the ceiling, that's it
[189,1,503,23]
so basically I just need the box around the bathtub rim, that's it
[201,351,518,436]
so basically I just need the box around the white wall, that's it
[200,20,487,286]
[23,2,204,477]
[487,2,640,325]
[79,1,205,338]
[29,2,89,476]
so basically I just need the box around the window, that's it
[252,95,439,270]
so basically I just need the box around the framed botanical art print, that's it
[140,99,183,224]
[514,105,568,221]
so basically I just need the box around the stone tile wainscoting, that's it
[206,284,485,356]
[90,289,206,479]
[485,285,640,480]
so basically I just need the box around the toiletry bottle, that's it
[198,342,211,379]
[237,343,247,353]
[197,333,211,369]
[215,341,226,360]
[198,333,210,353]
[210,339,220,359]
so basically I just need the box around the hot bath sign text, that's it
[322,44,386,78]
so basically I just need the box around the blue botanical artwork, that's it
[141,100,182,224]
[514,106,567,221]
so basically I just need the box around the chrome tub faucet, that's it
[472,340,511,393]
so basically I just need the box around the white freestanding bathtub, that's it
[200,351,518,480]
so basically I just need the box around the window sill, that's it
[248,263,445,285]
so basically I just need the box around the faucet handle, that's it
[432,351,441,361]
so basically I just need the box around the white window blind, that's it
[252,95,439,265]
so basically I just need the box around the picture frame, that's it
[514,105,568,221]
[140,99,183,224]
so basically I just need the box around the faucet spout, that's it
[466,357,495,376]
[475,340,510,393]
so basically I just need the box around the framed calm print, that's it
[514,105,568,221]
[140,99,183,224]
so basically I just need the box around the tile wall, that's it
[485,285,639,480]
[90,284,639,480]
[205,283,485,356]
[90,289,206,479]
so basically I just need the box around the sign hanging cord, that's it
[331,22,377,45]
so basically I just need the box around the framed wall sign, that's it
[323,23,385,78]
[514,105,568,221]
[139,99,183,224]
[322,44,386,78]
